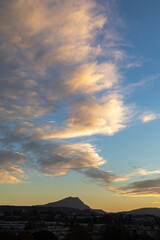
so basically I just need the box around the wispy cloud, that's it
[100,168,160,197]
[122,74,159,96]
[0,0,158,188]
[42,94,132,139]
[0,149,27,183]
[37,142,105,176]
[0,169,25,184]
[0,0,106,122]
[115,168,160,182]
[119,177,160,197]
[126,62,142,69]
[141,112,160,123]
[65,63,119,94]
[82,167,116,183]
[0,123,107,178]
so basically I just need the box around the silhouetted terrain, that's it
[2,197,160,216]
[2,197,160,217]
[41,197,90,210]
[40,197,106,214]
[122,207,160,216]
[1,201,160,240]
[0,197,106,216]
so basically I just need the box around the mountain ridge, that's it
[122,207,160,216]
[2,197,160,216]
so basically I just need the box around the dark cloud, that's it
[82,167,116,183]
[0,124,106,178]
[0,149,26,166]
[119,177,160,196]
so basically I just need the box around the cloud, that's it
[100,184,119,193]
[123,75,159,97]
[2,120,160,196]
[0,169,25,184]
[0,0,106,122]
[0,0,133,129]
[0,0,132,132]
[83,167,116,183]
[0,0,105,66]
[43,94,132,139]
[99,168,160,196]
[31,142,105,176]
[113,50,125,61]
[141,112,160,123]
[65,63,119,94]
[0,149,27,183]
[0,123,115,182]
[0,121,117,183]
[118,177,160,197]
[0,149,26,167]
[126,62,142,69]
[0,0,152,187]
[22,135,117,183]
[114,168,160,182]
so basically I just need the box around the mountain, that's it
[42,197,91,210]
[40,196,106,214]
[0,197,106,215]
[123,208,160,216]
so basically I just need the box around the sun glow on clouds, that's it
[114,168,160,182]
[0,149,27,183]
[39,143,105,177]
[101,169,160,197]
[43,95,131,139]
[0,0,159,199]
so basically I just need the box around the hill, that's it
[123,207,160,216]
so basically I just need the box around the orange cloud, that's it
[114,168,160,182]
[43,94,132,139]
[65,63,119,94]
[118,177,160,197]
[0,169,24,184]
[0,149,27,184]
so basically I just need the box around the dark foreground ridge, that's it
[0,196,106,215]
[1,198,160,240]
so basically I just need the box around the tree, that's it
[32,230,57,240]
[65,224,92,240]
[102,224,130,240]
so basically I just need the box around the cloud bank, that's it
[0,0,159,198]
[0,0,130,183]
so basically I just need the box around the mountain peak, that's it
[42,196,90,210]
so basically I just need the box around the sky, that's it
[0,0,160,212]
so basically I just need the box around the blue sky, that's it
[0,0,160,211]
